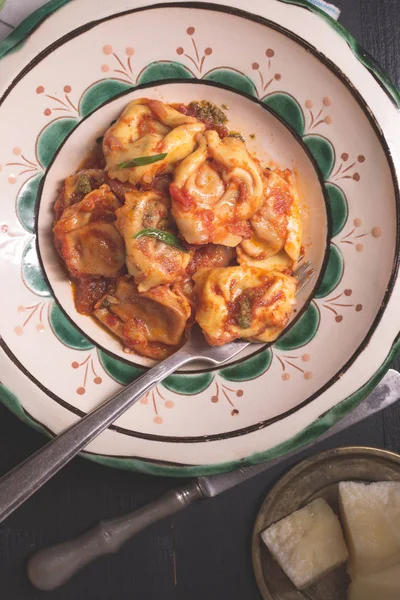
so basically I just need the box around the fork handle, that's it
[0,346,195,525]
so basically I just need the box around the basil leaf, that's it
[118,153,167,169]
[133,228,189,252]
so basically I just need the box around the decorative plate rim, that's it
[35,77,332,373]
[0,0,399,476]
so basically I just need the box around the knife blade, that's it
[198,368,400,497]
[27,369,400,591]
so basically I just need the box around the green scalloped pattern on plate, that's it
[49,304,93,350]
[16,173,44,234]
[79,79,134,118]
[37,117,79,169]
[98,350,143,385]
[203,68,257,97]
[0,384,50,438]
[325,182,348,237]
[21,238,51,297]
[274,302,320,351]
[138,61,194,85]
[303,134,335,180]
[314,244,344,299]
[262,92,305,137]
[219,347,273,382]
[163,373,214,395]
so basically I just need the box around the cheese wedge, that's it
[339,481,400,575]
[261,498,348,589]
[348,563,400,600]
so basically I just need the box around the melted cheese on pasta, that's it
[170,130,264,246]
[103,99,205,185]
[194,266,297,345]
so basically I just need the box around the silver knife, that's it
[27,369,400,591]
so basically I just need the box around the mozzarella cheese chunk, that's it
[103,98,204,185]
[262,498,348,590]
[339,481,400,575]
[171,130,264,246]
[193,265,297,345]
[348,564,400,600]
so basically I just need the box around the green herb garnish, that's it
[189,100,228,125]
[236,295,252,329]
[228,131,246,142]
[118,153,167,169]
[77,174,92,195]
[133,228,189,252]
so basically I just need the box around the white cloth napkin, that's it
[0,0,340,42]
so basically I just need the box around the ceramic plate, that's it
[252,446,400,599]
[0,0,399,476]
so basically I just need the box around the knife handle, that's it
[27,482,204,591]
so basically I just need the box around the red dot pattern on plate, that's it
[323,97,332,106]
[344,289,352,297]
[324,116,332,124]
[274,74,281,81]
[356,304,363,312]
[36,86,45,94]
[14,326,23,336]
[305,100,313,109]
[140,396,148,405]
[36,324,45,333]
[153,416,163,424]
[63,85,72,93]
[211,395,218,403]
[204,47,212,55]
[187,27,195,35]
[76,387,85,395]
[125,47,135,56]
[13,147,21,155]
[165,401,174,409]
[266,48,275,57]
[353,173,360,181]
[252,62,259,70]
[356,243,364,252]
[103,45,113,55]
[282,373,290,381]
[101,64,110,72]
[372,227,382,238]
[353,218,362,227]
[94,377,103,385]
[335,315,343,323]
[302,354,310,362]
[358,155,366,163]
[341,152,349,161]
[304,372,313,380]
[44,109,51,116]
[8,175,16,184]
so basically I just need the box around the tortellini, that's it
[237,169,302,272]
[103,99,205,185]
[115,189,190,292]
[170,130,264,246]
[54,98,303,358]
[93,276,191,359]
[193,266,297,345]
[53,184,125,279]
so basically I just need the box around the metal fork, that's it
[0,263,314,524]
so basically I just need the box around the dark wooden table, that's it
[1,1,400,598]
